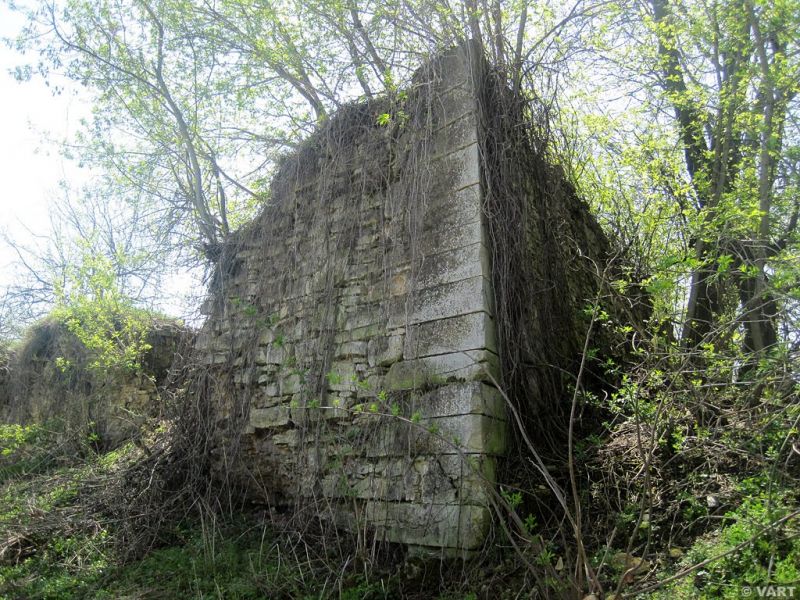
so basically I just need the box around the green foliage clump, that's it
[654,478,800,600]
[0,423,53,484]
[0,423,41,458]
[52,248,152,374]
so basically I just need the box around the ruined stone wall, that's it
[1,319,184,448]
[199,44,506,552]
[199,41,618,553]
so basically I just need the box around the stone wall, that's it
[1,318,185,448]
[199,41,618,553]
[199,44,507,552]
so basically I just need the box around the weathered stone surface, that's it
[432,110,479,156]
[250,406,290,429]
[436,143,481,191]
[203,43,507,552]
[367,412,507,457]
[364,502,491,549]
[418,216,483,257]
[367,335,405,367]
[335,341,368,359]
[319,454,496,505]
[405,312,497,359]
[258,380,280,396]
[202,352,229,365]
[280,373,303,395]
[255,344,286,365]
[252,388,284,408]
[423,184,482,233]
[418,382,506,420]
[389,276,493,328]
[383,350,500,390]
[414,243,489,289]
[272,430,300,446]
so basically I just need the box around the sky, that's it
[0,3,90,288]
[0,3,203,325]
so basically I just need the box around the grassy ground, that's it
[1,422,798,599]
[0,424,483,600]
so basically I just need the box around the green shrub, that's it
[653,477,800,599]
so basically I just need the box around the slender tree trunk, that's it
[651,0,721,349]
[682,247,723,348]
[737,269,778,355]
[734,0,787,359]
[463,0,482,43]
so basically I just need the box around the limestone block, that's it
[323,455,475,505]
[343,303,382,331]
[202,352,229,365]
[355,205,382,228]
[195,331,213,351]
[343,263,372,285]
[288,403,311,428]
[410,216,484,259]
[321,397,352,420]
[233,369,255,385]
[389,276,492,328]
[414,243,489,289]
[335,341,368,359]
[367,335,405,367]
[356,231,380,250]
[423,184,482,238]
[427,413,507,456]
[423,78,473,129]
[383,349,499,390]
[368,411,506,457]
[280,373,304,395]
[416,454,497,505]
[250,406,290,429]
[357,373,385,399]
[365,501,491,549]
[434,143,481,192]
[272,430,299,446]
[251,388,284,409]
[257,362,279,377]
[321,460,415,502]
[293,340,322,363]
[431,109,478,156]
[339,476,396,500]
[258,380,280,397]
[380,460,417,499]
[326,361,363,392]
[321,473,352,498]
[255,344,286,366]
[405,312,496,359]
[416,382,506,420]
[340,292,363,308]
[347,322,384,342]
